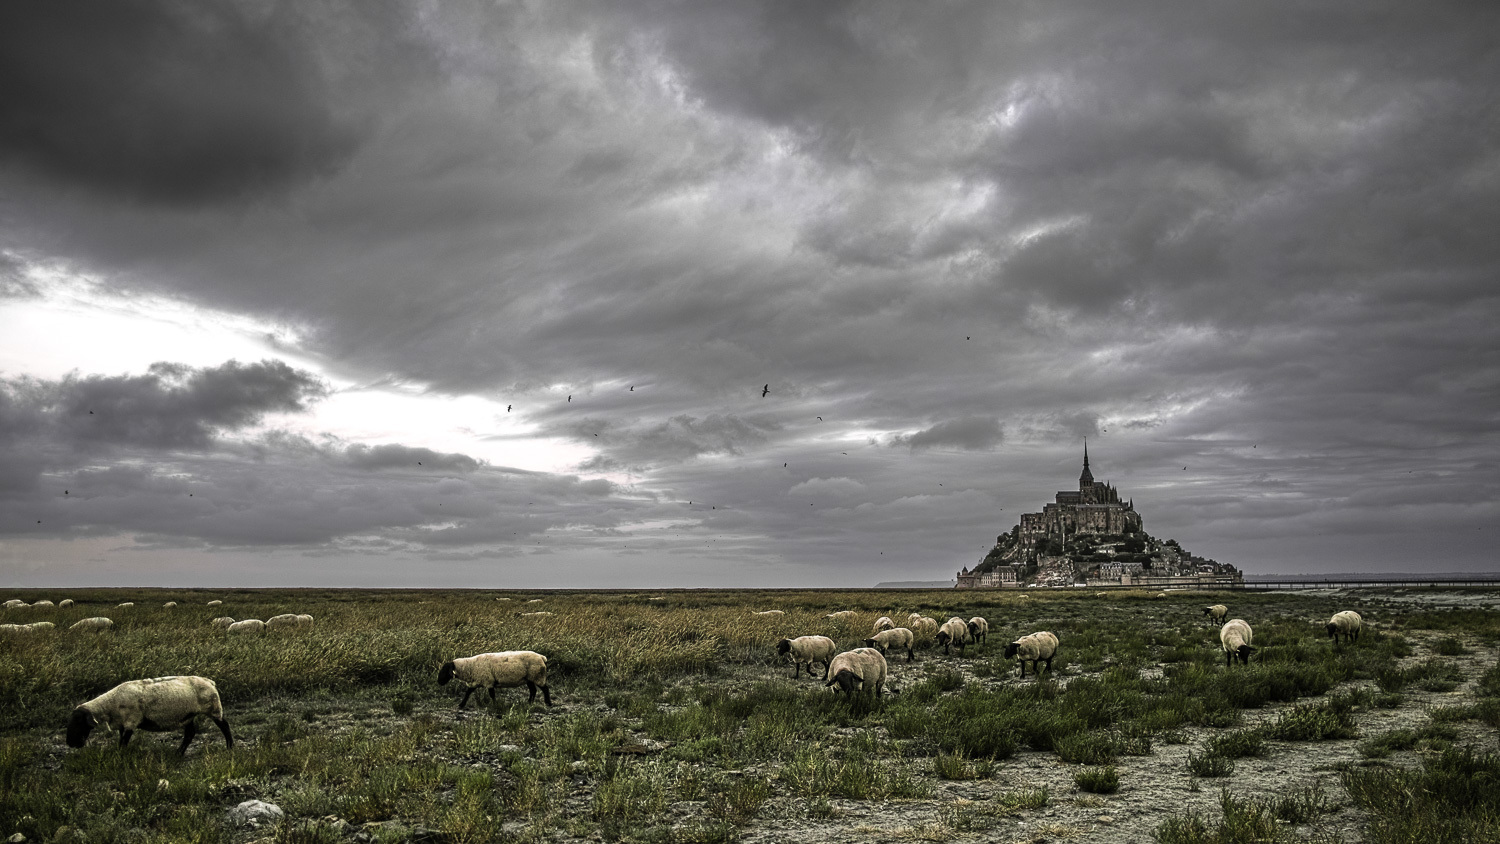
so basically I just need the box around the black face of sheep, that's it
[1325,623,1341,641]
[1003,642,1020,660]
[1227,644,1255,666]
[935,631,950,647]
[827,668,862,696]
[967,621,982,641]
[437,661,457,685]
[863,638,880,650]
[66,708,96,748]
[775,639,792,656]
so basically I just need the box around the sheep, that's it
[116,602,134,609]
[825,610,857,620]
[3,599,24,609]
[66,675,233,753]
[1153,592,1168,600]
[525,598,544,604]
[1326,610,1363,643]
[207,600,223,607]
[438,651,552,707]
[59,599,75,608]
[967,617,990,645]
[1220,619,1255,666]
[1004,631,1060,677]
[824,648,888,699]
[864,627,916,662]
[295,614,314,627]
[0,624,25,634]
[69,617,114,632]
[25,621,55,631]
[907,616,940,638]
[32,600,55,608]
[519,611,554,618]
[266,613,311,631]
[775,635,838,679]
[210,617,235,630]
[752,610,785,616]
[872,616,896,634]
[162,602,177,609]
[935,617,971,655]
[1203,605,1229,626]
[227,619,265,634]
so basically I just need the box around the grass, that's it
[0,587,1495,842]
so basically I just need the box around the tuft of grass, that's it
[1433,636,1467,656]
[1342,746,1500,844]
[1263,702,1358,741]
[1186,751,1234,778]
[1074,765,1119,794]
[932,751,994,781]
[1204,728,1266,759]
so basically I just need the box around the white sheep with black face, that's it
[824,648,888,699]
[872,616,896,634]
[907,616,939,638]
[776,635,838,679]
[1204,605,1229,626]
[32,600,55,609]
[59,599,75,608]
[438,651,552,708]
[1326,611,1363,643]
[864,627,916,662]
[966,617,989,645]
[935,617,970,655]
[1004,631,1059,677]
[1220,619,1255,666]
[66,676,233,753]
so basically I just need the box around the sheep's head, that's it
[1003,641,1021,660]
[967,621,982,638]
[775,639,792,656]
[826,668,862,695]
[1325,623,1340,639]
[1203,607,1213,615]
[863,637,880,650]
[437,661,457,685]
[66,707,96,748]
[935,631,951,647]
[1237,644,1256,663]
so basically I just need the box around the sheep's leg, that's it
[458,686,477,709]
[906,646,915,662]
[1043,655,1053,673]
[119,728,133,748]
[525,681,538,703]
[489,686,498,702]
[540,684,552,707]
[213,717,234,749]
[177,720,198,754]
[820,660,831,681]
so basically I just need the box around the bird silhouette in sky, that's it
[816,416,822,421]
[417,462,422,465]
[629,386,634,391]
[568,395,572,402]
[761,384,769,397]
[507,405,512,412]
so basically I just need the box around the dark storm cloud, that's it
[1,360,329,450]
[3,2,1499,581]
[0,0,412,204]
[890,416,1003,452]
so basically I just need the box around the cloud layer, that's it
[2,1,1496,585]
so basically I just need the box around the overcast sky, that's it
[2,1,1497,588]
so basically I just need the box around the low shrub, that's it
[1074,765,1119,794]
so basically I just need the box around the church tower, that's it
[1079,439,1095,502]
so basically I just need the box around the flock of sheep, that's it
[4,596,1366,754]
[775,610,1060,700]
[1206,603,1364,667]
[0,597,314,637]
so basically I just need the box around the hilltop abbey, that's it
[957,444,1241,589]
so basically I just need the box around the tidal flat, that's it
[2,587,1498,844]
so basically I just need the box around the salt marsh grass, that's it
[2,587,1497,842]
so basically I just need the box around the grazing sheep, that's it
[872,616,896,634]
[266,613,300,630]
[210,617,235,630]
[1326,611,1363,643]
[162,602,177,609]
[3,599,24,609]
[69,617,114,632]
[525,599,544,604]
[32,600,55,608]
[907,616,940,638]
[1154,592,1168,600]
[66,675,232,753]
[438,651,552,707]
[864,627,916,662]
[824,648,888,699]
[25,621,55,631]
[776,635,838,679]
[1203,605,1229,626]
[59,599,75,608]
[294,614,313,627]
[0,624,25,634]
[519,611,554,618]
[207,600,223,607]
[752,610,786,616]
[116,602,134,609]
[825,610,857,620]
[227,619,265,634]
[1220,619,1255,666]
[967,617,989,645]
[935,617,971,655]
[1004,631,1059,677]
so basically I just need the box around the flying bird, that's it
[629,386,634,391]
[816,416,822,421]
[761,384,769,397]
[568,395,572,402]
[507,405,512,412]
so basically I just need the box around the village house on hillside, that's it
[957,444,1243,589]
